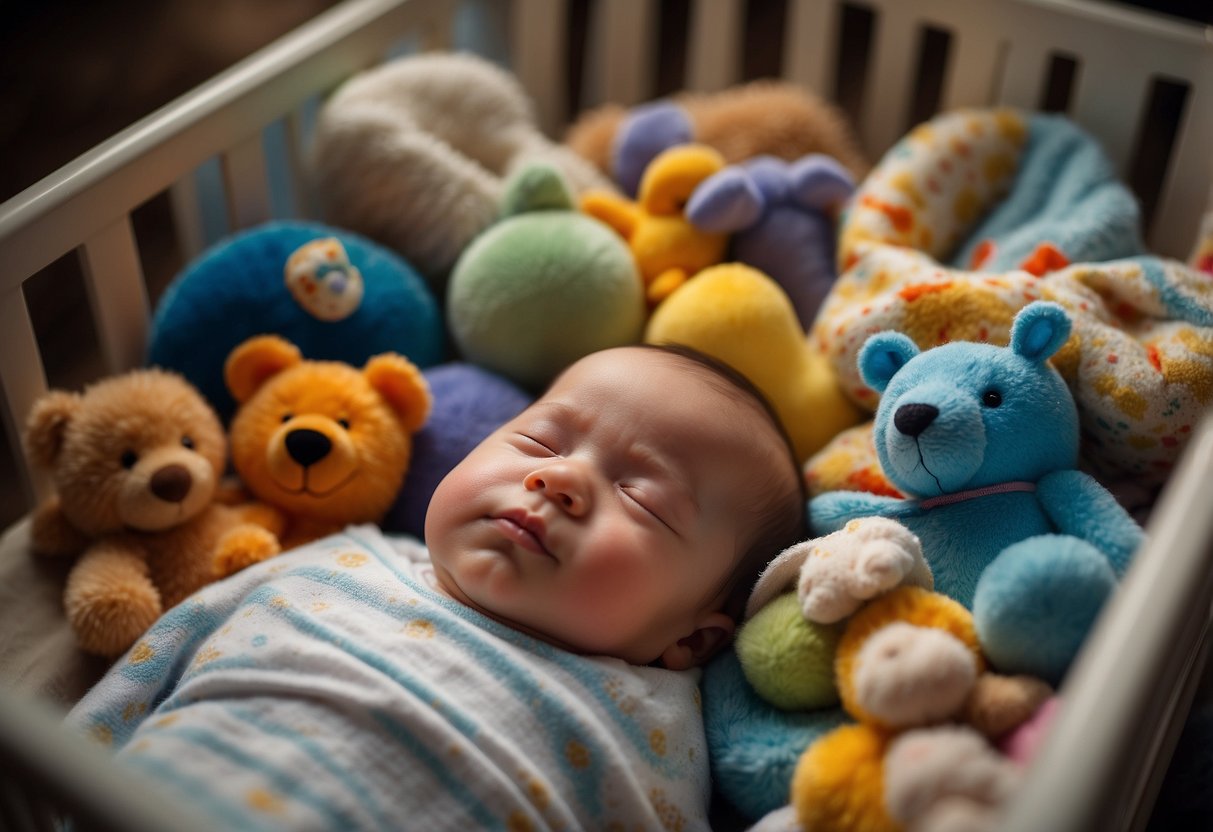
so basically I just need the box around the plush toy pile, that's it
[25,47,1213,831]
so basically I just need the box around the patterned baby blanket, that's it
[815,108,1213,485]
[68,527,713,831]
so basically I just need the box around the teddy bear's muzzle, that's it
[149,463,193,504]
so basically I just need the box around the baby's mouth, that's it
[491,511,553,559]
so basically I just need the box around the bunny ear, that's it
[789,154,856,213]
[859,332,920,393]
[611,100,693,197]
[1010,301,1072,363]
[686,167,765,233]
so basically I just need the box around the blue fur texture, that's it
[148,221,445,421]
[815,301,1142,656]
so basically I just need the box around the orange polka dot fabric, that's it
[814,109,1213,484]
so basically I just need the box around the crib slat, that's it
[0,286,50,509]
[77,216,151,375]
[595,0,657,106]
[1151,84,1213,260]
[782,0,837,97]
[995,36,1051,112]
[937,2,1004,111]
[222,135,273,230]
[686,0,743,92]
[284,108,316,221]
[510,0,567,137]
[169,175,206,264]
[860,1,921,155]
[1068,53,1150,177]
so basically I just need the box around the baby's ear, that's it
[364,353,432,433]
[660,612,736,670]
[858,332,919,393]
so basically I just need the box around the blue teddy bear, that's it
[701,301,1145,821]
[811,300,1144,681]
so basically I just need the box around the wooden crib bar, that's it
[0,0,456,509]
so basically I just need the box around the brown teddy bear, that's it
[564,79,870,184]
[23,369,275,658]
[213,335,432,575]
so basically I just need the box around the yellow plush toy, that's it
[791,586,1036,832]
[581,143,728,305]
[23,369,273,657]
[645,262,863,462]
[214,335,431,575]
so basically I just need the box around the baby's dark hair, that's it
[637,343,808,623]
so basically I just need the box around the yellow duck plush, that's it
[645,262,863,463]
[581,143,728,305]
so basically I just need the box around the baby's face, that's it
[425,347,787,667]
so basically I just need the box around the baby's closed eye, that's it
[620,484,678,533]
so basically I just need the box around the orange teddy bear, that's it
[214,335,432,575]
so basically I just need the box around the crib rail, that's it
[0,0,454,510]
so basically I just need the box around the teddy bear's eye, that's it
[337,418,351,430]
[181,435,195,450]
[982,389,1003,408]
[120,450,138,469]
[281,413,294,424]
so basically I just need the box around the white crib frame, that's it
[0,0,1211,829]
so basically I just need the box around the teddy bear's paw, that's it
[973,534,1115,683]
[213,525,281,578]
[798,517,928,623]
[64,567,163,659]
[884,726,1020,832]
[854,622,978,727]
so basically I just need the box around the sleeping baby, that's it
[67,343,806,830]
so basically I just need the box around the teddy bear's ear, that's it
[364,353,432,434]
[225,335,303,403]
[859,332,920,393]
[24,390,82,468]
[1010,301,1072,364]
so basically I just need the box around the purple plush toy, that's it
[687,154,855,332]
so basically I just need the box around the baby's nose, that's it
[525,464,589,516]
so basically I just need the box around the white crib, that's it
[0,1,1211,829]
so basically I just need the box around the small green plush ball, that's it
[447,210,645,390]
[735,592,843,711]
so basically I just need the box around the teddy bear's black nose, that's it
[286,428,332,467]
[150,464,193,503]
[894,403,939,438]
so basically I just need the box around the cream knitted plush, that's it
[309,52,614,287]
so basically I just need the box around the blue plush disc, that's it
[147,220,446,421]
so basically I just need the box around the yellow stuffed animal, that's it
[214,335,431,575]
[581,143,728,305]
[23,369,273,657]
[645,262,863,462]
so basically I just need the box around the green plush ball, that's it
[447,191,644,390]
[735,592,843,711]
